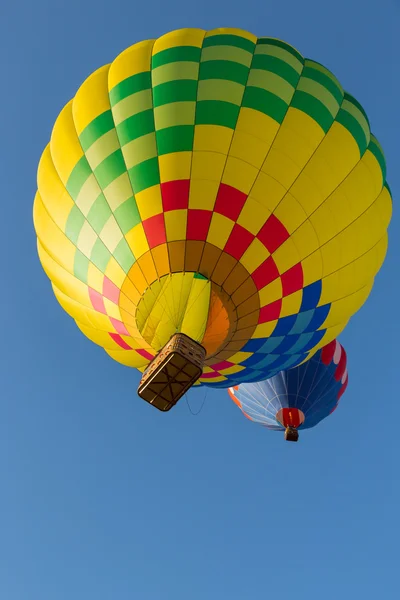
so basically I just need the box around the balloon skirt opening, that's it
[284,427,299,442]
[137,333,206,411]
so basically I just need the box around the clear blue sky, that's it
[1,1,399,598]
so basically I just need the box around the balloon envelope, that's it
[229,340,348,431]
[34,28,391,388]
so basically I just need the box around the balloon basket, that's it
[137,333,206,411]
[284,427,299,442]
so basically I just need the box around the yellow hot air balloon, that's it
[34,28,392,410]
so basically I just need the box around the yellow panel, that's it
[229,129,270,169]
[38,241,91,309]
[122,133,157,169]
[258,278,283,306]
[363,147,385,193]
[236,107,279,145]
[85,130,120,170]
[222,156,258,194]
[273,193,307,234]
[273,238,301,274]
[253,321,278,338]
[191,151,226,182]
[194,125,233,154]
[181,278,211,342]
[164,209,187,241]
[153,28,205,52]
[197,79,244,104]
[321,282,373,329]
[104,173,133,211]
[87,262,104,293]
[282,106,325,149]
[319,235,342,277]
[50,101,84,184]
[103,298,122,320]
[219,364,246,376]
[34,195,75,273]
[104,256,126,289]
[280,290,302,317]
[237,197,271,235]
[250,173,286,211]
[75,174,101,215]
[308,193,343,245]
[188,179,220,210]
[37,146,74,229]
[72,65,110,136]
[99,216,123,253]
[301,251,323,285]
[158,151,191,182]
[112,89,153,126]
[125,223,149,258]
[135,185,163,220]
[206,213,234,249]
[106,348,151,368]
[199,375,227,383]
[205,27,257,43]
[201,45,252,66]
[77,221,98,257]
[289,219,321,260]
[311,322,348,352]
[76,321,131,350]
[240,238,270,273]
[227,351,253,364]
[154,102,196,129]
[53,285,104,329]
[108,40,154,91]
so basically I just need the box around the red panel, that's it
[187,209,212,241]
[89,288,106,314]
[276,407,305,428]
[102,276,120,304]
[224,223,254,259]
[257,214,290,253]
[136,348,155,361]
[161,180,190,211]
[259,299,282,323]
[210,360,235,371]
[200,371,222,379]
[142,213,167,248]
[321,340,336,365]
[214,183,247,221]
[281,263,304,296]
[251,256,280,290]
[337,378,348,399]
[109,333,131,350]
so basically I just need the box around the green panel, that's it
[128,157,160,193]
[344,92,370,127]
[203,34,255,53]
[114,197,141,234]
[301,65,343,105]
[113,238,136,273]
[336,108,368,156]
[153,79,198,107]
[65,205,86,245]
[109,72,152,106]
[66,156,92,199]
[117,109,155,146]
[242,87,287,123]
[199,60,249,85]
[152,46,201,68]
[73,249,90,283]
[291,90,333,133]
[369,135,387,182]
[195,100,240,129]
[156,125,194,154]
[79,110,115,152]
[90,238,112,272]
[87,194,112,234]
[257,38,303,64]
[94,150,127,189]
[251,54,300,87]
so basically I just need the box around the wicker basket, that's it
[137,333,206,411]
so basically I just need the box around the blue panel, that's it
[289,309,315,335]
[301,280,322,310]
[304,304,331,332]
[273,314,297,336]
[241,338,267,353]
[287,332,314,354]
[273,334,300,353]
[258,336,285,353]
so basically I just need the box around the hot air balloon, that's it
[33,28,391,411]
[228,339,348,441]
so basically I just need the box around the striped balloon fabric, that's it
[34,28,391,389]
[228,339,348,431]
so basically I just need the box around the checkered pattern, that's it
[34,28,392,386]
